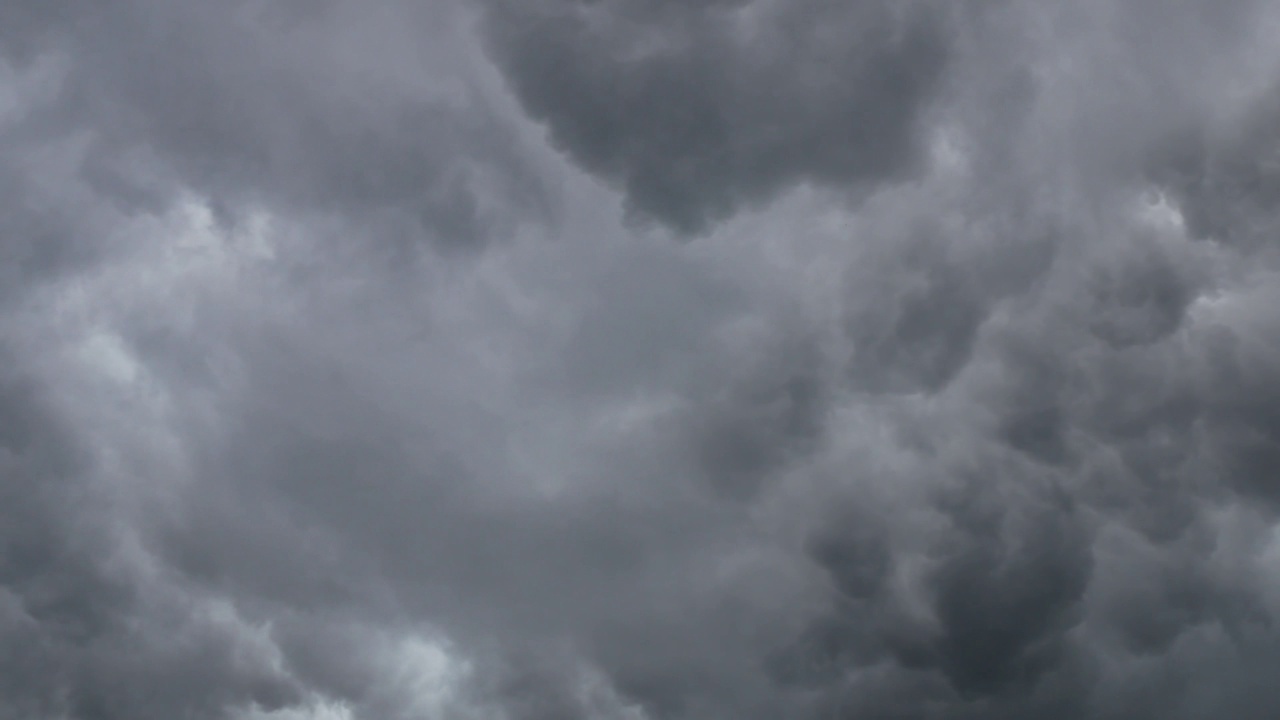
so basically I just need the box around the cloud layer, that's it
[3,1,1280,718]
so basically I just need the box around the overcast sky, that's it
[3,1,1280,718]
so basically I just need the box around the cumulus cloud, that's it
[3,0,1280,719]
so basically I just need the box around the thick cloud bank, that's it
[3,1,1280,718]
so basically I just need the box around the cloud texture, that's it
[3,0,1280,718]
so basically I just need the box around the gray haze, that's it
[3,0,1280,718]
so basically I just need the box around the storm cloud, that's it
[479,0,950,234]
[3,0,1280,719]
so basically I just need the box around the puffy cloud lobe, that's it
[0,359,302,720]
[481,0,950,234]
[1151,93,1280,251]
[1,0,547,254]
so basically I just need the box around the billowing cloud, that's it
[480,0,950,234]
[3,0,1280,719]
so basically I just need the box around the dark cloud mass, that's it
[480,0,950,234]
[3,0,1280,718]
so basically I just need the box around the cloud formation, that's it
[3,1,1280,719]
[480,0,949,234]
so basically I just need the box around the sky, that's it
[2,1,1280,718]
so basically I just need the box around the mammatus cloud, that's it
[479,0,950,235]
[3,1,1280,719]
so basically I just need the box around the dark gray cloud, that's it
[1148,88,1280,251]
[1,0,550,255]
[4,0,1280,719]
[0,355,302,720]
[481,0,951,234]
